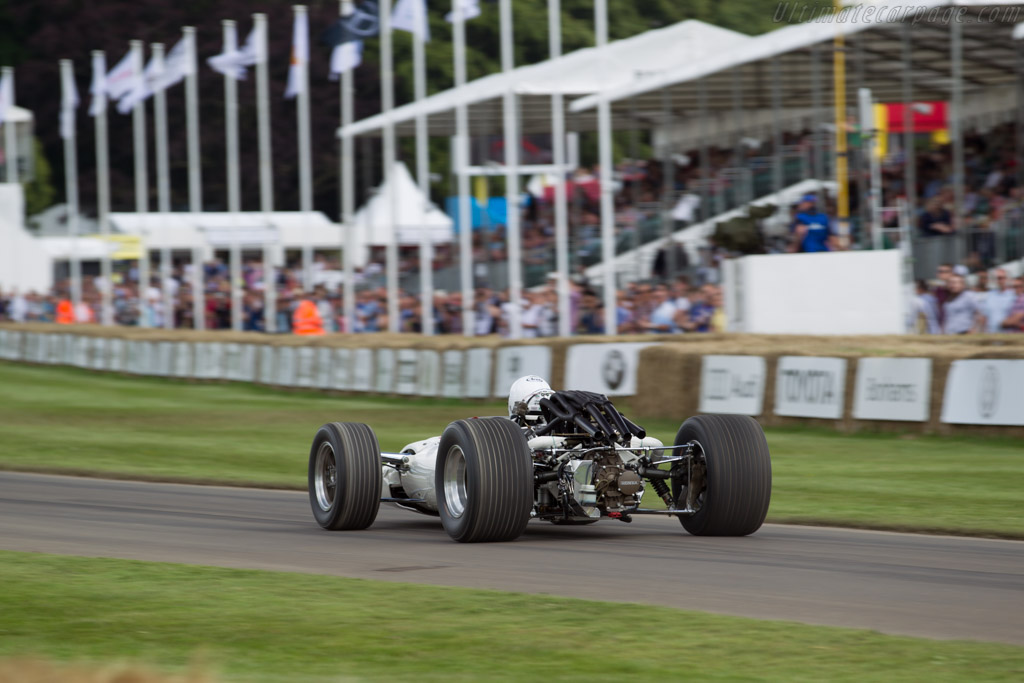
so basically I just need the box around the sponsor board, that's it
[564,343,655,397]
[295,347,317,387]
[376,349,395,393]
[352,348,373,392]
[941,359,1024,426]
[153,342,174,376]
[172,342,193,378]
[195,343,224,380]
[418,350,441,397]
[107,338,125,372]
[316,348,333,390]
[23,333,41,363]
[395,349,419,395]
[46,334,62,365]
[71,335,88,368]
[90,337,109,371]
[853,358,931,422]
[258,345,276,384]
[330,347,352,390]
[698,355,767,415]
[441,350,464,398]
[464,348,493,398]
[276,346,297,386]
[60,334,75,366]
[2,331,23,360]
[493,346,553,397]
[774,356,847,419]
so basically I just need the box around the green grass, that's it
[1,362,1022,537]
[1,551,1021,682]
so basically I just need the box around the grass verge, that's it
[1,362,1022,537]
[1,551,1022,682]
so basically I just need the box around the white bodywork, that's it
[380,432,664,515]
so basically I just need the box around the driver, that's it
[507,375,555,426]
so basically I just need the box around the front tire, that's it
[308,422,382,530]
[435,417,533,543]
[672,414,771,536]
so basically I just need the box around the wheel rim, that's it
[685,441,708,512]
[443,445,468,519]
[314,441,338,512]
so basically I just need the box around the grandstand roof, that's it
[338,20,752,139]
[570,1,1024,123]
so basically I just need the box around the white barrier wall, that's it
[724,250,905,335]
[493,346,553,398]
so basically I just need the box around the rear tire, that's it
[672,414,771,536]
[435,417,533,543]
[308,422,382,530]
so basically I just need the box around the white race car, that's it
[308,376,772,543]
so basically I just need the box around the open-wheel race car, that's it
[308,376,772,543]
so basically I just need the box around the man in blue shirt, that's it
[789,194,833,253]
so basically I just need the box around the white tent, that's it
[350,161,453,266]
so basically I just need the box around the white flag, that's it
[284,9,309,99]
[149,37,192,92]
[393,0,430,42]
[117,51,158,114]
[0,70,12,126]
[89,52,107,117]
[208,23,262,80]
[330,40,363,76]
[104,49,138,102]
[60,63,79,140]
[445,0,480,23]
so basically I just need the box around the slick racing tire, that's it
[671,414,771,536]
[435,417,533,543]
[308,422,382,531]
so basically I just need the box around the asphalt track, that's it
[1,472,1022,646]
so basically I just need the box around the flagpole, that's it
[499,0,522,339]
[340,1,357,335]
[2,67,17,184]
[151,43,174,330]
[130,40,151,328]
[92,51,113,326]
[380,0,400,333]
[220,20,243,332]
[413,0,434,336]
[594,0,616,335]
[60,59,82,314]
[294,5,315,293]
[183,27,206,331]
[452,2,474,337]
[254,13,276,333]
[548,1,570,338]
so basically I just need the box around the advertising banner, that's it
[698,355,767,415]
[418,350,441,397]
[441,350,464,398]
[853,358,931,422]
[941,360,1024,426]
[564,343,655,397]
[352,348,373,392]
[775,356,847,419]
[331,347,352,391]
[493,346,553,397]
[376,349,395,394]
[396,349,419,395]
[464,348,493,398]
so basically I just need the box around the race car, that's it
[308,376,772,543]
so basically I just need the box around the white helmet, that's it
[508,375,554,422]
